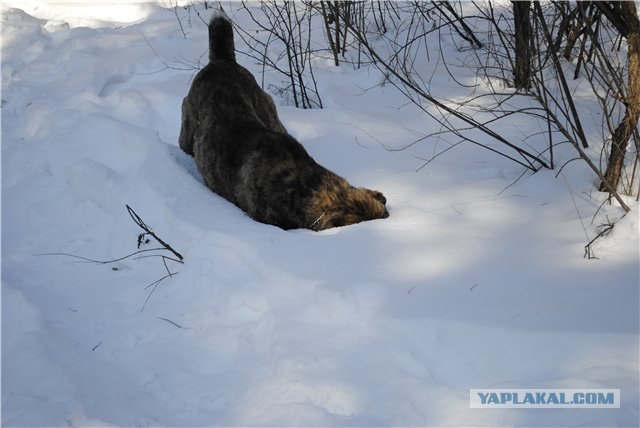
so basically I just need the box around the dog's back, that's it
[178,10,389,231]
[180,11,287,154]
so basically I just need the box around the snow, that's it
[2,2,638,427]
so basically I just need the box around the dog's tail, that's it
[209,9,235,62]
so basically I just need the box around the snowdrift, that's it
[2,2,638,426]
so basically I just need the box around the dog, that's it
[179,10,388,231]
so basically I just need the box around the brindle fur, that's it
[179,11,388,231]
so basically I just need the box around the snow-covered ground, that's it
[2,1,638,426]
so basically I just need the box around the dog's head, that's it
[310,184,389,231]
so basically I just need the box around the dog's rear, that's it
[179,10,389,231]
[179,10,286,154]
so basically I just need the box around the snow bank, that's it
[2,2,638,426]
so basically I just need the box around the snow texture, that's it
[2,1,638,427]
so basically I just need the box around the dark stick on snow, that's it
[37,248,173,265]
[141,272,179,312]
[126,205,184,262]
[157,317,184,329]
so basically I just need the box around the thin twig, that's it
[584,216,618,260]
[36,248,172,265]
[126,205,184,262]
[141,272,179,312]
[158,317,184,329]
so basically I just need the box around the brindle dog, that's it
[179,10,388,231]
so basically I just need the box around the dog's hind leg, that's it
[179,96,196,155]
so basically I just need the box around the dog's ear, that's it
[372,191,389,218]
[369,190,387,205]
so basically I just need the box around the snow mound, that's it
[2,2,638,426]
